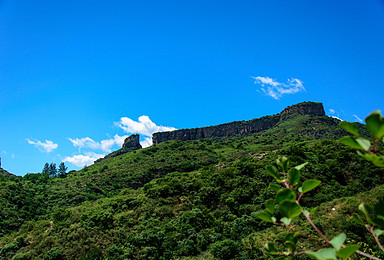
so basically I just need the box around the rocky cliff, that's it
[279,101,325,121]
[95,134,142,163]
[152,101,325,144]
[122,134,142,150]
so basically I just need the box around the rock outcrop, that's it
[152,101,325,144]
[279,101,325,121]
[122,134,142,150]
[94,134,142,163]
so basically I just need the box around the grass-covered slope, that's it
[0,114,382,259]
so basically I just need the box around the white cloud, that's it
[251,76,306,99]
[11,154,15,159]
[329,109,335,114]
[68,134,128,153]
[2,151,6,155]
[140,137,153,148]
[116,115,177,137]
[27,139,58,153]
[63,152,104,167]
[353,114,363,123]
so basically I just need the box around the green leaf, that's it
[301,180,321,194]
[277,156,289,172]
[336,244,360,259]
[266,165,280,182]
[264,242,279,255]
[310,207,317,215]
[269,183,281,193]
[284,241,296,254]
[358,203,379,226]
[359,153,384,167]
[374,228,384,236]
[374,199,384,216]
[340,136,364,150]
[281,217,291,226]
[298,187,302,193]
[365,110,384,140]
[358,203,373,222]
[287,168,300,186]
[307,248,337,260]
[255,212,274,223]
[356,137,371,151]
[265,199,275,214]
[285,232,300,244]
[279,201,302,219]
[284,233,300,254]
[330,233,346,251]
[294,162,308,170]
[276,189,297,204]
[284,232,300,254]
[372,216,384,229]
[339,121,360,136]
[352,213,364,225]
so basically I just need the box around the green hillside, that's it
[0,113,383,259]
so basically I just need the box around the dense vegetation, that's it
[0,114,383,259]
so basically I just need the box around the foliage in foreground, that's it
[257,110,384,259]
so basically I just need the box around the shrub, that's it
[209,239,239,260]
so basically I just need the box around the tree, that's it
[49,163,57,178]
[42,163,49,175]
[58,162,68,178]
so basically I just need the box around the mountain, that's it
[0,101,383,259]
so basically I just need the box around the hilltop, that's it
[110,101,352,159]
[0,101,382,259]
[0,168,14,177]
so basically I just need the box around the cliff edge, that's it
[152,101,325,144]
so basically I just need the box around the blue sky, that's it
[1,0,383,175]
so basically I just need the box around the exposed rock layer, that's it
[153,102,325,144]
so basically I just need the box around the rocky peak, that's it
[279,101,325,121]
[122,134,142,150]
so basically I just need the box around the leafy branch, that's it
[255,110,384,259]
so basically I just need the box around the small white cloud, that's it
[116,115,176,137]
[251,76,306,100]
[27,139,58,153]
[353,114,363,123]
[329,109,335,114]
[2,151,6,155]
[11,154,15,159]
[68,134,128,153]
[63,152,104,167]
[140,137,153,148]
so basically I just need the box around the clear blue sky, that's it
[1,0,384,175]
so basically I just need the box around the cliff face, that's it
[153,101,325,144]
[279,102,325,121]
[153,115,279,144]
[122,134,142,150]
